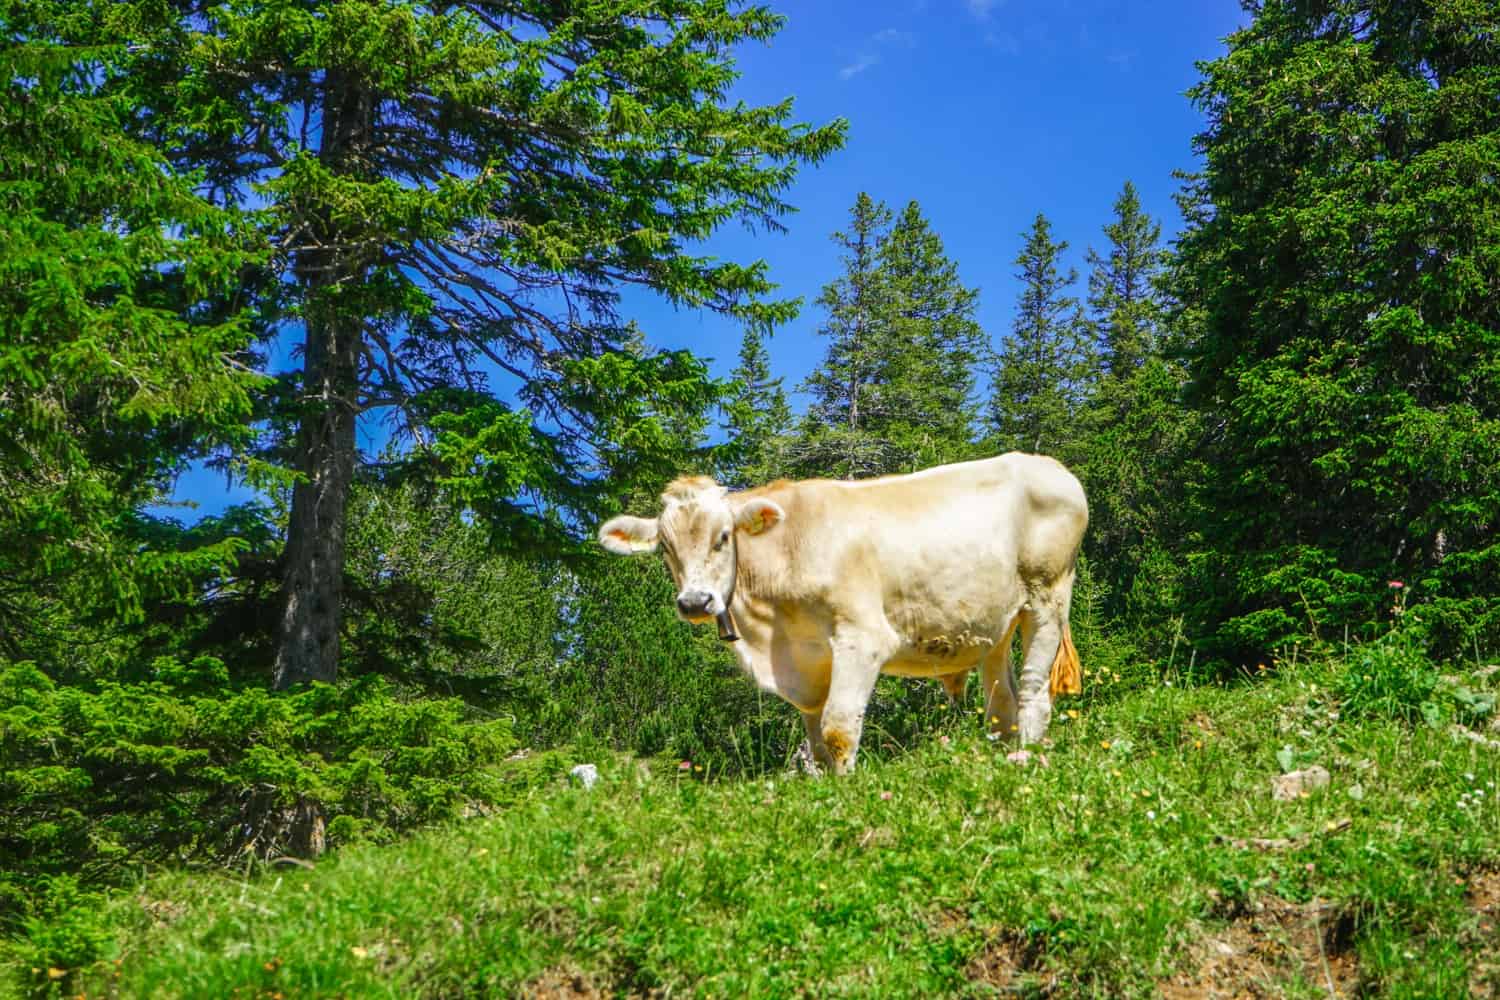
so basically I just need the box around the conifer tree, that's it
[1085,181,1167,377]
[875,201,984,469]
[18,2,846,686]
[1176,0,1500,658]
[721,326,793,488]
[797,195,982,477]
[0,33,263,657]
[1075,186,1187,628]
[989,214,1093,456]
[798,192,894,478]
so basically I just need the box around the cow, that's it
[597,453,1088,774]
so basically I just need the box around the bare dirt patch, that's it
[965,933,1027,991]
[522,962,673,999]
[964,928,1055,994]
[1160,896,1360,999]
[137,895,188,929]
[1466,869,1500,997]
[1468,868,1500,922]
[523,967,609,999]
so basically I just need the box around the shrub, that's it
[1334,631,1439,725]
[0,655,516,960]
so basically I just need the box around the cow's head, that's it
[597,476,784,624]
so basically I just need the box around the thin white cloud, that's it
[838,28,917,81]
[839,53,881,80]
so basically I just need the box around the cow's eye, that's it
[713,529,729,551]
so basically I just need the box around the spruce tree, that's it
[798,192,894,478]
[875,201,985,470]
[1176,0,1500,659]
[797,195,982,477]
[0,33,263,658]
[721,325,793,488]
[19,3,846,686]
[1075,187,1190,632]
[1085,181,1167,377]
[990,214,1093,457]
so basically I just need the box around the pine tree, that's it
[21,3,846,686]
[1176,0,1500,660]
[797,192,895,478]
[1074,188,1190,634]
[721,325,793,488]
[1085,181,1167,377]
[990,214,1093,457]
[797,195,982,477]
[0,34,263,658]
[875,201,985,470]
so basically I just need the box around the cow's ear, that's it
[598,515,659,554]
[735,498,785,536]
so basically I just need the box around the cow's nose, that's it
[677,591,713,616]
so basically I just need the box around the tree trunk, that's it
[272,71,372,689]
[271,310,359,688]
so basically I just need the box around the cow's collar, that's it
[716,532,740,641]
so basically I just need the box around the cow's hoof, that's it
[1006,749,1049,768]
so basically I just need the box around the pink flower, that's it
[678,760,692,771]
[880,790,893,800]
[1388,580,1404,589]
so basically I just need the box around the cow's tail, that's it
[1048,622,1083,698]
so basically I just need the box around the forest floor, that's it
[15,653,1500,998]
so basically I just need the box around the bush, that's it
[1334,631,1440,724]
[0,656,516,962]
[531,555,798,776]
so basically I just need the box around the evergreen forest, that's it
[3,1,1498,994]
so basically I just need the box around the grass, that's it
[10,652,1500,998]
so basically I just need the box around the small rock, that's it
[569,763,600,789]
[1272,765,1330,801]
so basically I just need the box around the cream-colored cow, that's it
[598,453,1088,774]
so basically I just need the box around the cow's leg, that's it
[798,708,835,774]
[981,615,1021,740]
[937,669,970,708]
[1015,600,1064,745]
[820,629,890,775]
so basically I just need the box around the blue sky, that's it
[168,0,1247,516]
[628,0,1248,388]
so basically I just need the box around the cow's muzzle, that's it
[677,590,738,641]
[676,590,718,618]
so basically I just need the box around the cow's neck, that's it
[720,532,780,656]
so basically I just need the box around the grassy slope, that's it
[15,658,1500,999]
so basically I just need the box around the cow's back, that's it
[826,451,1083,553]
